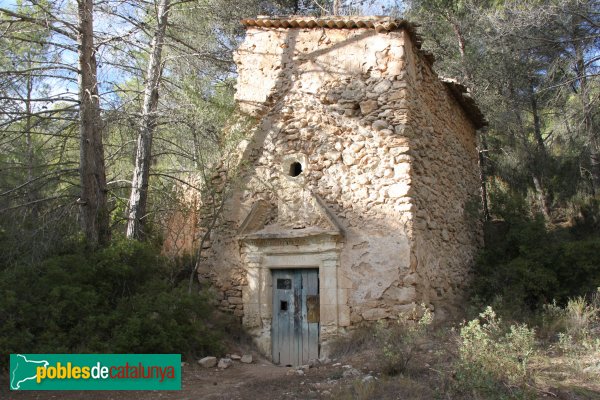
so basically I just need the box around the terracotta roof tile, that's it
[441,78,487,129]
[241,16,423,47]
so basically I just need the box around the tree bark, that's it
[574,31,600,192]
[25,72,35,210]
[448,17,471,82]
[529,82,545,155]
[478,130,490,221]
[528,82,551,219]
[126,0,170,240]
[333,0,341,15]
[77,0,110,246]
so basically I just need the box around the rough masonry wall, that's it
[403,39,482,319]
[215,27,421,326]
[206,24,481,331]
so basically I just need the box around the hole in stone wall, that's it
[288,161,303,177]
[280,301,288,311]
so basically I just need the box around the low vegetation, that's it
[329,214,600,399]
[0,237,229,371]
[331,292,599,399]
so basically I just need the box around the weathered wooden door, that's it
[272,269,319,366]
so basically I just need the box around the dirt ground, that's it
[2,346,599,399]
[1,354,375,400]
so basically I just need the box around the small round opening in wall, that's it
[288,162,303,177]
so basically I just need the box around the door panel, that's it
[272,269,319,366]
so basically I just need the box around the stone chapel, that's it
[192,16,486,366]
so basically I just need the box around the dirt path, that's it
[1,357,350,400]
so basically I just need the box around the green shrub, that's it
[0,237,225,371]
[473,217,600,313]
[454,307,537,399]
[375,305,433,376]
[328,305,433,376]
[544,290,600,369]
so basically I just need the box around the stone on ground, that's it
[241,354,253,364]
[218,358,233,369]
[198,356,217,368]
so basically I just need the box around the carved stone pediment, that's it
[238,191,344,243]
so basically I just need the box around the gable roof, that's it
[240,16,487,130]
[242,16,420,39]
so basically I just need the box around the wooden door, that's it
[271,269,319,366]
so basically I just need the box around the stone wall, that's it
[201,20,482,356]
[402,37,483,319]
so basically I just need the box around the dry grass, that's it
[332,376,435,400]
[329,296,600,400]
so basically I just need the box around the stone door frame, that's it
[240,233,346,358]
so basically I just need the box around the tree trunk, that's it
[25,72,36,214]
[77,0,110,247]
[333,0,341,15]
[529,82,545,155]
[528,83,551,219]
[478,130,490,221]
[126,0,170,240]
[449,18,471,82]
[574,33,599,192]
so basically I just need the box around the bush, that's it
[375,306,433,376]
[0,237,225,371]
[473,216,600,313]
[543,290,600,370]
[454,307,537,399]
[328,305,433,376]
[328,325,376,359]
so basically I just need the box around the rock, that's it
[387,61,403,76]
[388,183,410,198]
[390,146,410,156]
[342,153,355,166]
[442,229,450,241]
[350,143,364,153]
[319,357,331,364]
[341,86,364,101]
[295,369,305,376]
[300,364,310,373]
[372,120,389,131]
[342,368,361,378]
[362,308,388,320]
[325,151,341,161]
[218,358,233,369]
[241,354,253,364]
[394,124,406,134]
[230,354,241,360]
[362,375,375,383]
[373,79,392,94]
[198,356,217,368]
[383,286,416,304]
[359,100,378,114]
[228,297,243,305]
[583,363,600,373]
[403,273,418,286]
